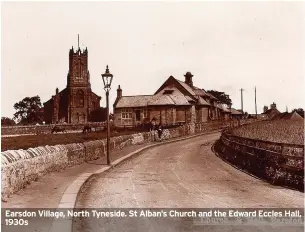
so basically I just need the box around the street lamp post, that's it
[102,65,113,166]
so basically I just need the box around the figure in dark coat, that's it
[157,124,163,140]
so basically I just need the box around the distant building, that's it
[43,41,102,124]
[230,108,243,119]
[113,72,230,127]
[272,111,303,120]
[262,102,280,119]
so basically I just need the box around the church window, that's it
[76,90,84,107]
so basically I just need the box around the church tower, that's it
[43,36,101,124]
[67,35,93,123]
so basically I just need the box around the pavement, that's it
[74,133,304,232]
[1,143,151,208]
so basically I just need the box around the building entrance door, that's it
[135,110,141,121]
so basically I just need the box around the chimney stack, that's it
[184,72,193,87]
[56,87,59,95]
[117,85,122,99]
[263,105,268,113]
[270,102,277,110]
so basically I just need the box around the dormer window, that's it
[163,90,174,95]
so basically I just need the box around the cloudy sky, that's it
[2,1,304,118]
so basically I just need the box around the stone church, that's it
[43,42,101,124]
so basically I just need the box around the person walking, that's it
[157,124,163,141]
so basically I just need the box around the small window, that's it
[121,109,132,119]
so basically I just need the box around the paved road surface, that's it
[74,132,304,232]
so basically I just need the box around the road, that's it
[74,132,304,232]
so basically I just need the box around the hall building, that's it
[113,72,231,127]
[43,41,102,124]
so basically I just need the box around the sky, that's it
[2,1,305,118]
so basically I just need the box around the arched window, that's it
[75,90,84,107]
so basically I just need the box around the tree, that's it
[292,108,304,118]
[1,117,16,126]
[13,95,44,124]
[207,90,232,106]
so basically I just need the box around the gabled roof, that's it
[174,78,218,102]
[263,108,280,115]
[196,96,210,106]
[154,76,215,106]
[217,104,230,112]
[196,88,218,101]
[43,88,68,105]
[175,79,197,95]
[91,91,102,100]
[272,111,303,120]
[148,86,191,106]
[193,88,206,97]
[230,108,243,115]
[115,95,153,108]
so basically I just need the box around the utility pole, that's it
[240,88,244,113]
[255,86,257,118]
[78,34,80,50]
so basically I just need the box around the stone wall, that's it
[215,131,304,191]
[1,122,107,136]
[1,119,258,200]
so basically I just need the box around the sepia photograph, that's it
[1,1,304,231]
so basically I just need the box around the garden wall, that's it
[215,132,304,191]
[1,122,108,135]
[1,119,257,200]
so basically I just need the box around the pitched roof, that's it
[176,79,218,102]
[115,95,153,108]
[193,87,207,97]
[91,91,102,99]
[272,111,303,120]
[230,108,243,115]
[175,79,197,95]
[197,96,210,106]
[263,108,280,115]
[43,88,68,105]
[200,89,218,100]
[116,74,220,108]
[148,86,191,106]
[217,104,230,112]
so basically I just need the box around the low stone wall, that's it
[1,122,108,136]
[1,119,257,200]
[215,132,304,191]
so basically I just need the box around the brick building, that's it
[43,43,101,124]
[262,102,281,119]
[113,72,230,127]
